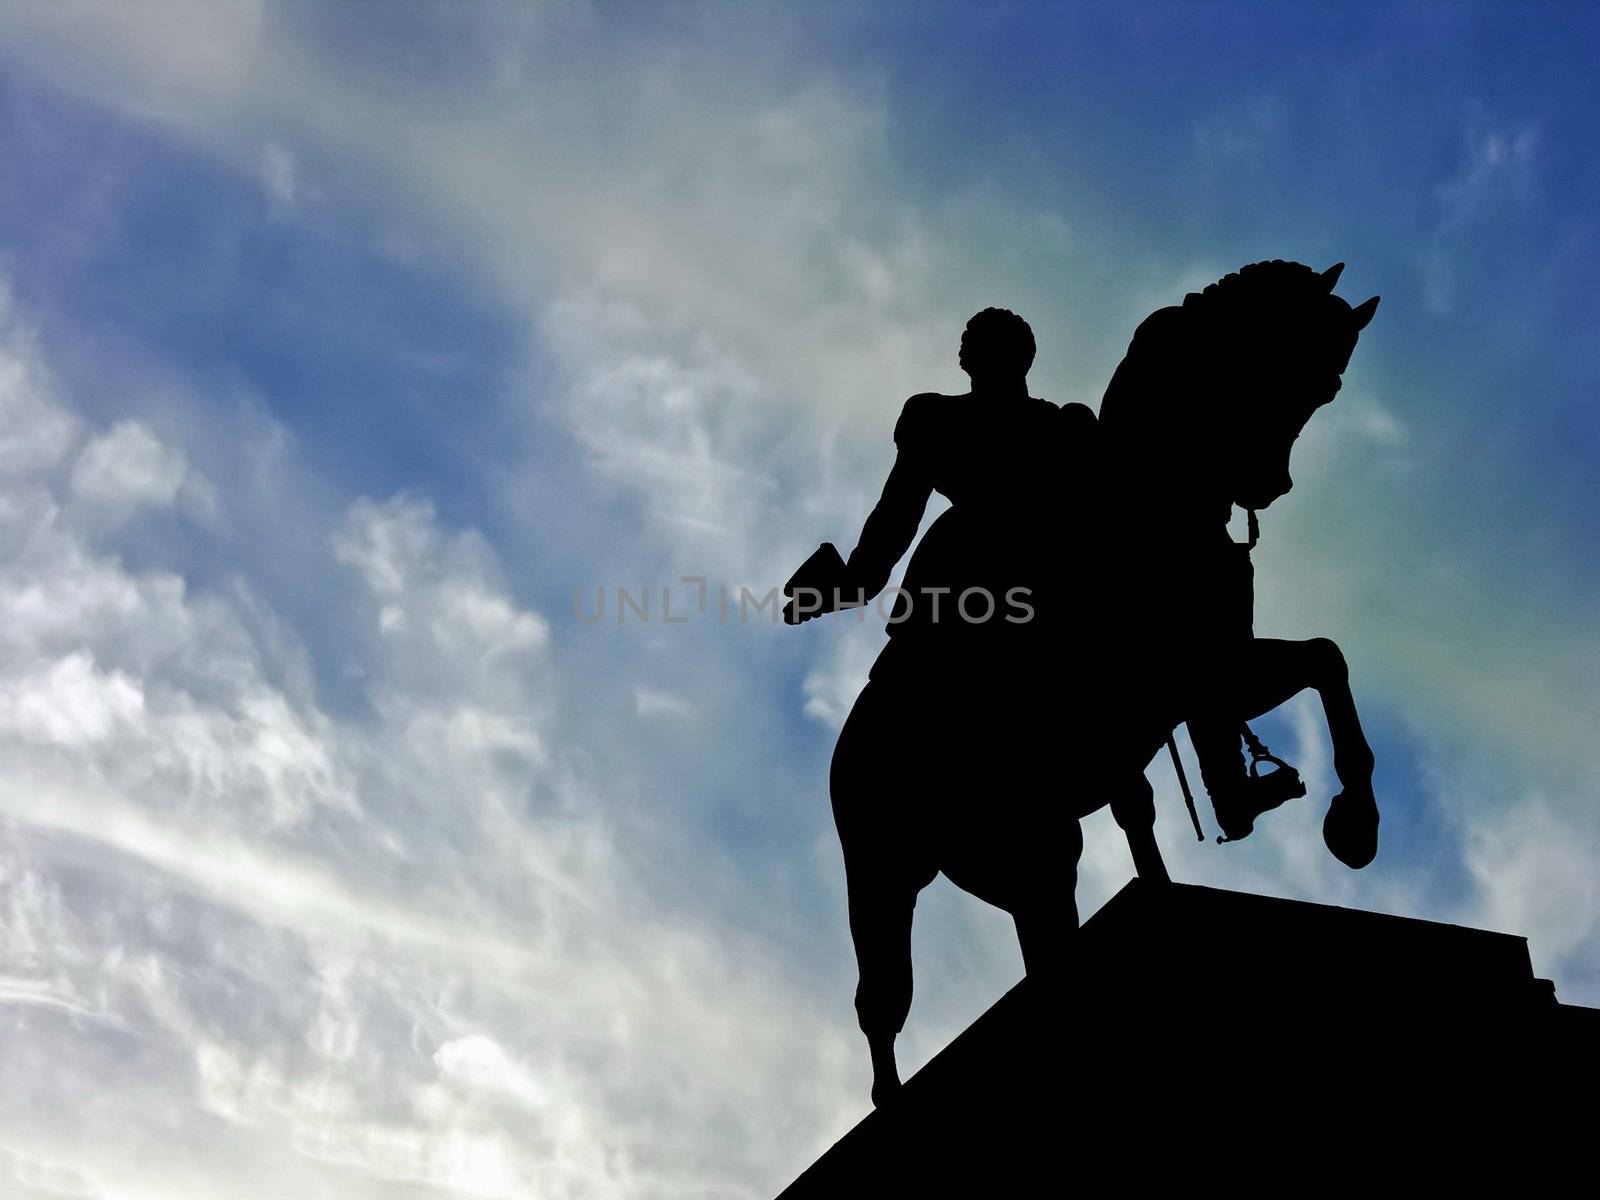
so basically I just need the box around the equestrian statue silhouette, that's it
[783,262,1381,1105]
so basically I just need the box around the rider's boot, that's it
[1212,766,1308,843]
[1193,717,1295,843]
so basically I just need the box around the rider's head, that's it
[959,308,1035,388]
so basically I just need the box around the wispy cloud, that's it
[0,6,1597,1197]
[634,685,696,720]
[0,280,858,1198]
[259,141,297,216]
[1193,93,1286,162]
[1421,109,1542,314]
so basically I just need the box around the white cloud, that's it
[0,283,80,477]
[634,685,696,720]
[0,283,859,1198]
[433,1035,550,1110]
[0,1145,101,1199]
[1,11,1597,1196]
[260,141,297,214]
[0,650,145,747]
[1458,786,1600,972]
[800,621,881,727]
[0,0,265,126]
[70,420,188,514]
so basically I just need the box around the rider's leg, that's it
[1191,707,1311,841]
[1187,710,1251,829]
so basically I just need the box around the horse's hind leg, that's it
[1011,815,1086,980]
[830,678,931,1107]
[842,863,921,1107]
[1109,771,1171,886]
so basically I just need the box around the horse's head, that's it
[1206,261,1380,510]
[1100,260,1379,517]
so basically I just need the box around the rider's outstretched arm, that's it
[842,401,935,599]
[845,455,933,599]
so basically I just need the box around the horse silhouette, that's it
[1094,261,1381,872]
[789,266,1380,1105]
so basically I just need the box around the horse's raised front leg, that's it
[1206,636,1378,868]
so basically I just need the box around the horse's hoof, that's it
[870,1076,903,1108]
[868,1040,901,1108]
[1123,825,1173,885]
[1132,846,1173,886]
[1324,787,1378,869]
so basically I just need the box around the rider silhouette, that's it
[784,307,1073,645]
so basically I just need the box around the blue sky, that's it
[0,3,1597,1197]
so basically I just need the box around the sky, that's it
[0,2,1597,1196]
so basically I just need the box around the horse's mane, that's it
[1185,258,1344,329]
[1099,259,1368,445]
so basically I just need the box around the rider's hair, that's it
[963,308,1036,378]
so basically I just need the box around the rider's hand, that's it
[783,589,824,625]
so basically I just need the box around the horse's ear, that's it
[1320,262,1345,290]
[1350,295,1380,330]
